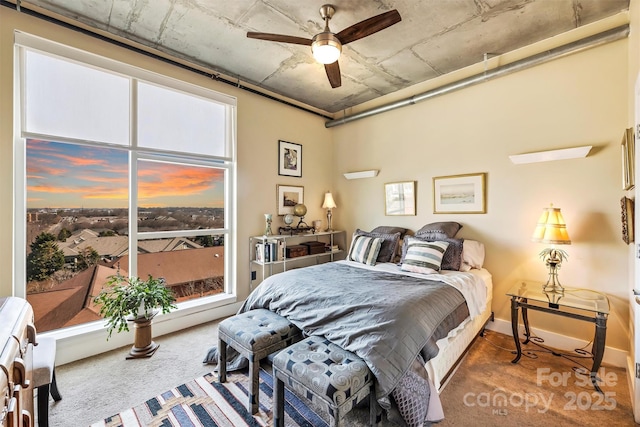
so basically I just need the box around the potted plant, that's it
[94,274,177,359]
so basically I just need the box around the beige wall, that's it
[0,6,634,360]
[0,7,332,304]
[331,27,630,352]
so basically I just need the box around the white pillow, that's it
[348,234,384,266]
[460,240,485,271]
[401,240,449,275]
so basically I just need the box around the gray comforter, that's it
[238,261,469,403]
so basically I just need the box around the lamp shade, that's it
[531,205,571,245]
[322,192,337,209]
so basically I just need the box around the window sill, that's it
[44,292,240,365]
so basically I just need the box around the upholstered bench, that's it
[273,335,377,427]
[218,309,301,414]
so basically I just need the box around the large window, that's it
[16,34,237,334]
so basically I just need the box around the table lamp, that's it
[531,204,571,293]
[322,192,337,231]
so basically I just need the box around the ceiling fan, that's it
[247,4,401,89]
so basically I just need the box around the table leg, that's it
[511,296,522,363]
[591,312,607,393]
[521,298,531,344]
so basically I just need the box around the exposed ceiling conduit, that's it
[325,24,629,129]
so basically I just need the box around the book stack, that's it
[326,244,339,252]
[255,240,285,263]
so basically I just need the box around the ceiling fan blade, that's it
[247,32,312,46]
[325,61,341,88]
[336,10,401,45]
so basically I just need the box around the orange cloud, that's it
[27,160,68,177]
[78,175,128,185]
[28,184,85,194]
[138,163,223,199]
[83,190,128,200]
[50,152,109,167]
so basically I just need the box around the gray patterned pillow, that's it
[392,357,431,426]
[371,226,408,238]
[415,221,462,239]
[355,229,401,263]
[371,227,408,262]
[401,235,464,271]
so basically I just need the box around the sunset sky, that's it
[27,140,225,209]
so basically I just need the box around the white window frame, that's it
[13,32,238,354]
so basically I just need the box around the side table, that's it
[506,281,609,392]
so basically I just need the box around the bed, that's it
[361,261,494,392]
[208,223,492,425]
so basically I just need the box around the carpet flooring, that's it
[47,320,635,426]
[439,331,633,426]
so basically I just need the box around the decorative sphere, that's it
[293,203,307,217]
[284,214,294,225]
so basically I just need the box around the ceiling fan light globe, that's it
[312,33,342,64]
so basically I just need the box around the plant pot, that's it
[126,311,159,359]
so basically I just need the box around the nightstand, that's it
[506,281,609,392]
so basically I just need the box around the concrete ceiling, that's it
[15,0,629,115]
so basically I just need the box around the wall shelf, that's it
[509,146,592,164]
[343,170,379,179]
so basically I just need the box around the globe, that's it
[284,214,294,225]
[293,203,307,217]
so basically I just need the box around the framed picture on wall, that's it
[622,128,634,190]
[278,140,302,177]
[621,196,634,244]
[277,185,304,215]
[384,181,416,216]
[433,173,486,214]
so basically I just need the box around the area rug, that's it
[90,368,329,427]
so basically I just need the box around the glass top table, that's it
[506,281,609,314]
[506,281,609,392]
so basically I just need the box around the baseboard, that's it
[487,318,627,368]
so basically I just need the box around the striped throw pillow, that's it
[401,239,450,274]
[348,234,384,266]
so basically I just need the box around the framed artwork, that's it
[622,128,634,190]
[433,172,486,214]
[384,181,416,216]
[278,140,302,177]
[621,196,635,244]
[277,185,304,215]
